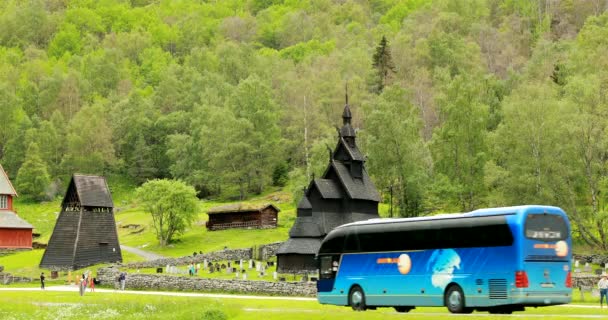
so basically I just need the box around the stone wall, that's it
[0,272,33,285]
[573,254,608,266]
[96,266,316,297]
[124,242,284,269]
[573,273,602,290]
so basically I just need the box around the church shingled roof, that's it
[276,237,322,255]
[289,216,323,237]
[336,137,365,161]
[331,161,381,202]
[69,175,114,208]
[297,196,312,209]
[313,179,342,199]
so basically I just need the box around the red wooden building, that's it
[206,203,280,231]
[0,164,33,249]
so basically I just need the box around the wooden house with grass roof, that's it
[206,203,279,231]
[0,164,33,250]
[276,95,381,273]
[40,174,122,270]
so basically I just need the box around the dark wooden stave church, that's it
[40,174,122,270]
[276,96,380,273]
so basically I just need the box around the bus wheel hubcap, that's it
[449,291,461,307]
[352,291,362,305]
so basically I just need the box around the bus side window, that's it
[320,256,334,279]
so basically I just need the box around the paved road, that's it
[120,245,165,261]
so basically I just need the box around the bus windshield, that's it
[525,214,568,241]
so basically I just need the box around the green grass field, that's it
[0,289,605,320]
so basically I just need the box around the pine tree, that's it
[16,142,51,201]
[371,36,396,94]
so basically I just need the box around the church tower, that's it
[276,93,380,273]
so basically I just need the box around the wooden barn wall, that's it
[347,199,379,217]
[210,211,259,224]
[0,228,31,248]
[260,208,278,226]
[277,254,317,273]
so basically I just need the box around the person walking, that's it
[599,273,608,308]
[89,274,95,292]
[40,272,45,290]
[79,273,86,296]
[119,272,126,290]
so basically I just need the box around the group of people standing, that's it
[79,270,95,296]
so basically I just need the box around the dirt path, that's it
[120,245,166,261]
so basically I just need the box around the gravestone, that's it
[584,263,592,273]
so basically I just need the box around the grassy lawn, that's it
[0,290,605,320]
[115,190,296,257]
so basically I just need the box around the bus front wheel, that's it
[349,285,367,311]
[445,285,472,314]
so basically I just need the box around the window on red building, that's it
[0,195,7,209]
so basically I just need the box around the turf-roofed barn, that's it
[206,203,279,231]
[0,164,33,250]
[276,95,381,273]
[40,174,122,270]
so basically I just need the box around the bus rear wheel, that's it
[445,285,472,314]
[349,285,367,311]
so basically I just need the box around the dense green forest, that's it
[1,0,608,248]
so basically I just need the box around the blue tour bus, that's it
[316,205,572,314]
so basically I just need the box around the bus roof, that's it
[338,205,564,229]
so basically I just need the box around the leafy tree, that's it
[228,75,283,194]
[48,23,82,58]
[16,142,51,200]
[128,134,157,184]
[61,101,116,175]
[430,72,489,212]
[489,82,572,207]
[371,35,396,93]
[2,117,33,178]
[135,179,199,247]
[362,86,430,217]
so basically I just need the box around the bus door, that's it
[520,213,571,297]
[317,255,341,293]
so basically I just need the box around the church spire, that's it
[340,84,356,141]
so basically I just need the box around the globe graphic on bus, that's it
[555,240,568,257]
[397,253,412,275]
[427,249,461,289]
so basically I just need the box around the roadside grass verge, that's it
[0,290,604,320]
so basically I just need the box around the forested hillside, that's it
[1,0,608,248]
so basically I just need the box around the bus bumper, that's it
[510,291,572,306]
